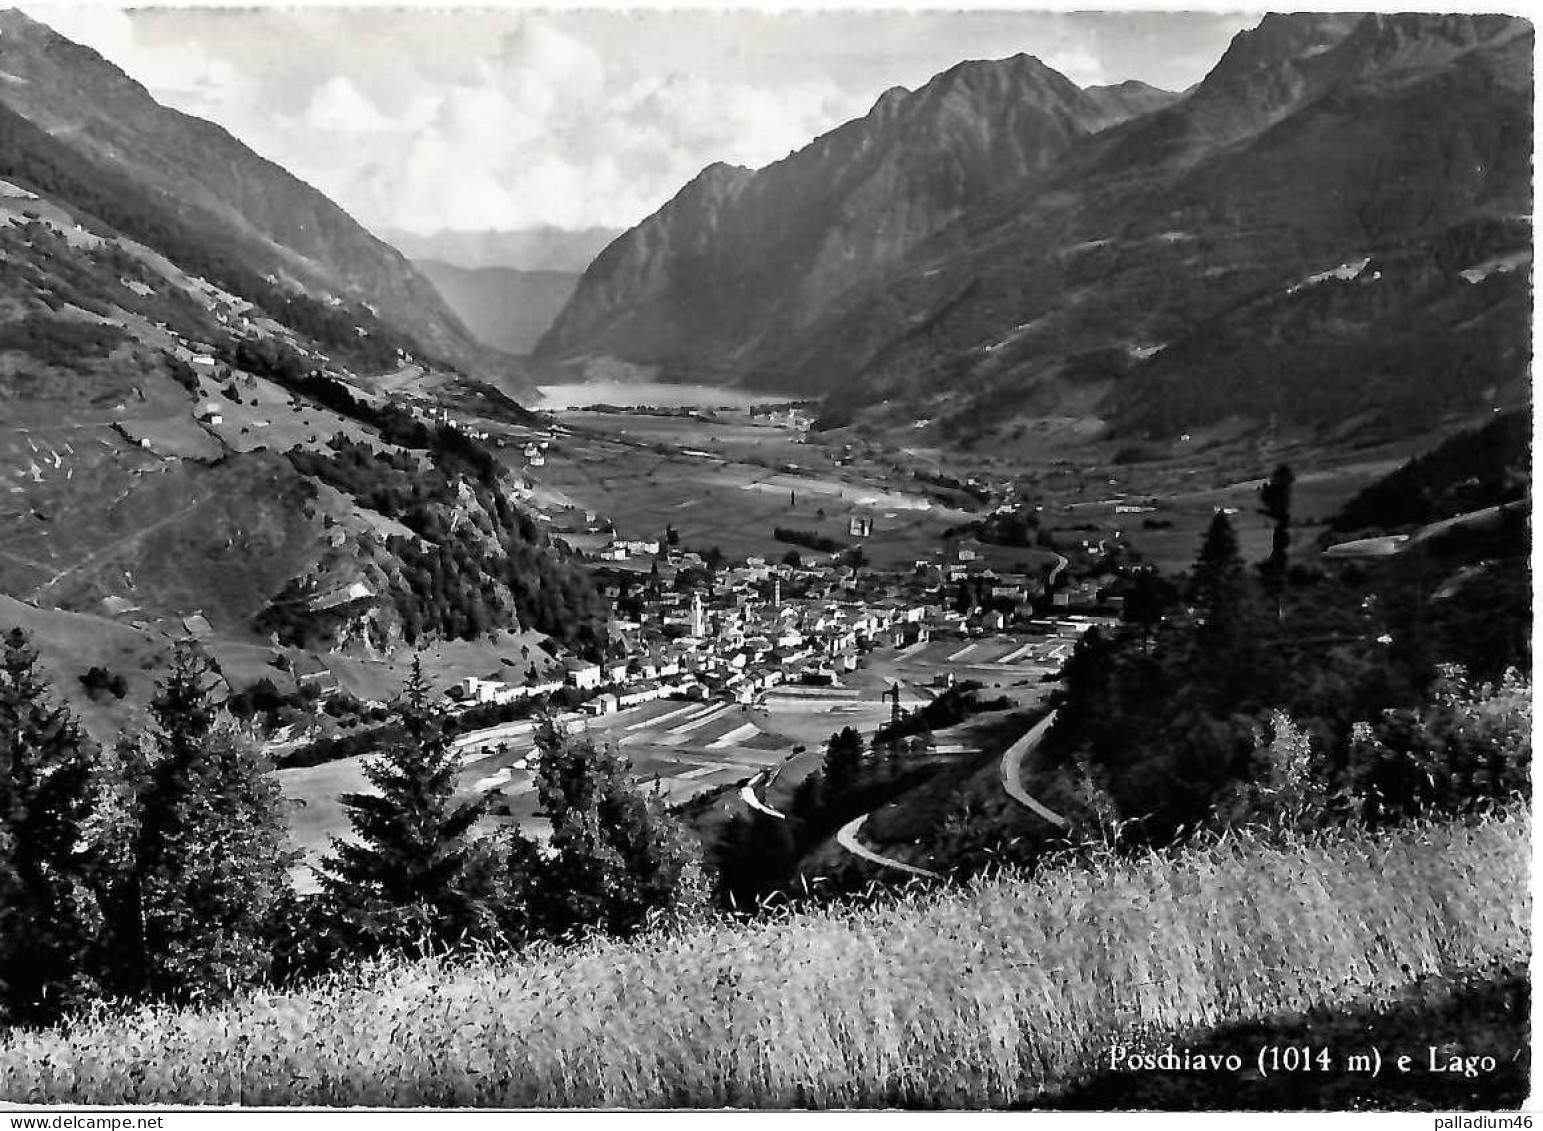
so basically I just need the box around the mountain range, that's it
[0,8,484,373]
[537,13,1533,441]
[538,56,1178,377]
[413,261,580,357]
[0,7,1531,687]
[0,8,598,733]
[379,226,624,274]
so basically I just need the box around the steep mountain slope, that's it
[536,55,1175,379]
[777,12,1533,438]
[415,261,580,356]
[0,31,608,740]
[0,160,603,660]
[0,8,483,372]
[539,13,1531,442]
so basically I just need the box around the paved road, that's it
[740,772,786,820]
[829,708,1068,880]
[998,709,1070,829]
[835,813,940,879]
[1323,499,1527,559]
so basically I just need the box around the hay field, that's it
[0,809,1526,1108]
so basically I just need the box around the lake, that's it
[533,381,807,412]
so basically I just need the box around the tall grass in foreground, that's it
[0,810,1527,1108]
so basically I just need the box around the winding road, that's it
[997,709,1069,829]
[740,771,786,820]
[831,706,1070,879]
[834,814,940,879]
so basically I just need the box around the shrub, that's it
[78,665,128,701]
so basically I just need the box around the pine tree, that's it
[532,721,704,938]
[821,726,865,801]
[1188,511,1251,651]
[1185,511,1264,711]
[99,641,295,1004]
[1123,568,1172,651]
[1258,463,1295,579]
[319,657,496,956]
[789,768,825,822]
[0,628,102,1023]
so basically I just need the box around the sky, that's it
[21,4,1262,237]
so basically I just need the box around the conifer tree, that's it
[789,768,825,821]
[1189,511,1251,650]
[821,726,865,800]
[319,657,496,956]
[99,641,294,1004]
[0,628,102,1023]
[1186,511,1264,708]
[532,721,704,938]
[1258,463,1295,579]
[1123,568,1173,652]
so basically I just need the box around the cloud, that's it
[1044,44,1110,88]
[280,13,868,233]
[303,76,393,134]
[24,5,255,119]
[18,8,1254,234]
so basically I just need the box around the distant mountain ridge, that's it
[536,54,1179,376]
[415,261,580,356]
[381,226,625,274]
[538,13,1532,441]
[0,8,483,371]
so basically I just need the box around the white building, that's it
[564,659,602,690]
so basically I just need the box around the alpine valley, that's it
[538,13,1531,444]
[0,8,1531,1113]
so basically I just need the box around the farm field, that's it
[1032,451,1425,573]
[275,623,1087,891]
[506,398,1447,582]
[521,410,983,570]
[278,695,794,890]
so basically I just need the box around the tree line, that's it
[716,726,942,910]
[0,635,700,1028]
[264,434,608,656]
[1039,460,1529,849]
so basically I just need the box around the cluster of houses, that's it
[448,524,1123,720]
[410,403,492,442]
[593,536,662,562]
[454,579,935,717]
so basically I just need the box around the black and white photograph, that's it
[0,0,1531,1114]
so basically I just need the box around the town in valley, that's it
[0,7,1529,1112]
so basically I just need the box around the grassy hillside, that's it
[0,809,1525,1107]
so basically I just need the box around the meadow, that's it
[0,808,1526,1108]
